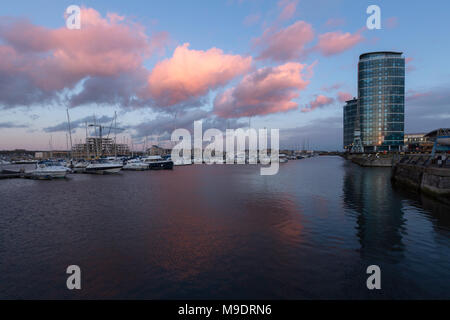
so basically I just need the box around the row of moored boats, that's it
[2,156,174,180]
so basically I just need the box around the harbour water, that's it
[0,156,449,299]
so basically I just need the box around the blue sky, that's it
[0,0,449,150]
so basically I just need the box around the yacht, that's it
[72,160,89,173]
[30,161,69,179]
[142,156,174,170]
[13,159,38,164]
[279,154,288,163]
[85,159,123,174]
[123,158,149,171]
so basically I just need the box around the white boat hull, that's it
[72,167,86,173]
[86,167,123,174]
[123,164,149,171]
[85,163,123,174]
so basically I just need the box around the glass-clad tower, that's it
[358,52,405,151]
[343,98,358,150]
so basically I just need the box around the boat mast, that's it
[114,111,117,159]
[49,135,53,159]
[66,108,73,159]
[85,121,89,160]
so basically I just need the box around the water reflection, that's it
[342,162,407,261]
[1,157,449,299]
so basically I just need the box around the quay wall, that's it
[391,163,450,205]
[343,153,397,167]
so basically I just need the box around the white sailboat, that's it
[30,161,69,179]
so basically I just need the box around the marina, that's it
[0,0,449,305]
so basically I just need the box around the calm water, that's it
[1,156,449,299]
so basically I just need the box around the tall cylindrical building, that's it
[358,52,405,151]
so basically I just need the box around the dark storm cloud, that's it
[68,71,148,109]
[0,72,59,109]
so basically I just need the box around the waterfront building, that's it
[146,145,171,156]
[72,137,130,159]
[344,52,405,152]
[343,98,358,151]
[404,133,433,152]
[357,51,405,152]
[35,151,70,159]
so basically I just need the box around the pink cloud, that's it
[144,43,252,107]
[278,0,298,21]
[337,91,353,102]
[214,62,310,118]
[325,18,346,28]
[255,21,315,62]
[316,30,363,56]
[0,7,167,107]
[301,95,334,113]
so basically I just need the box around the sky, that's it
[0,0,449,151]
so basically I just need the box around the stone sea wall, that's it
[391,162,450,205]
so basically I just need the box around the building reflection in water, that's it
[342,162,407,262]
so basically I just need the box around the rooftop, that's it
[359,51,403,59]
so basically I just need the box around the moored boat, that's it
[29,161,69,179]
[85,159,123,174]
[123,159,149,171]
[279,154,288,163]
[142,156,174,170]
[72,160,89,173]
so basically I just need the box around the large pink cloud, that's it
[316,30,363,56]
[254,21,314,62]
[0,7,167,107]
[214,62,310,118]
[143,43,252,107]
[301,95,334,112]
